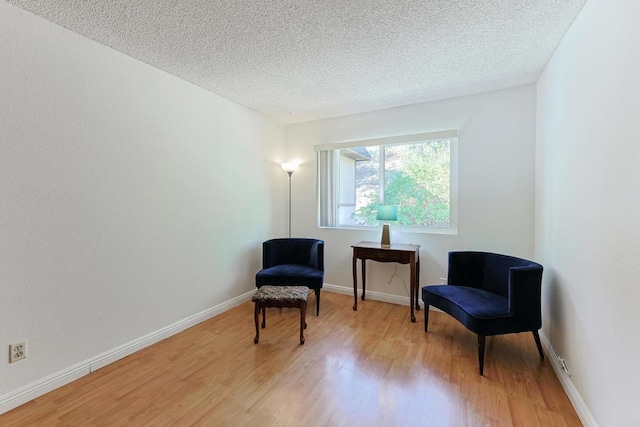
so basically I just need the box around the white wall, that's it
[0,2,285,399]
[286,85,537,295]
[536,0,640,425]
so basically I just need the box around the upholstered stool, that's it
[252,285,309,344]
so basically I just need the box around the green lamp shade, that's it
[376,205,398,221]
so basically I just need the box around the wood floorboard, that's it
[0,292,581,426]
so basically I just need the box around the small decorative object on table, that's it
[376,205,397,247]
[252,285,309,344]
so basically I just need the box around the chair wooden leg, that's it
[424,305,430,332]
[478,335,486,375]
[261,306,266,328]
[315,289,320,316]
[533,330,544,359]
[253,302,260,344]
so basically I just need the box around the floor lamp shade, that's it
[376,205,397,247]
[281,162,299,174]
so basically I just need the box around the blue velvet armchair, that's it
[255,238,324,315]
[422,251,544,375]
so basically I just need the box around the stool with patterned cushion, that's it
[252,285,309,344]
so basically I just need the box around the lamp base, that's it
[380,224,391,247]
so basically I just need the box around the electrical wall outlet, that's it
[9,341,26,363]
[559,357,571,377]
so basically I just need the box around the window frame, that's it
[315,130,458,235]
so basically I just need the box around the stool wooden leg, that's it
[300,301,307,344]
[253,302,260,344]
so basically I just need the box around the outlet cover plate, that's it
[9,341,26,363]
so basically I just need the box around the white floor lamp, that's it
[281,162,299,238]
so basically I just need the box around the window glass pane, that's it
[338,146,379,226]
[353,146,379,226]
[385,140,451,227]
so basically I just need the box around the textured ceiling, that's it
[6,0,586,123]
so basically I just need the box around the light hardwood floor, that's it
[1,292,581,426]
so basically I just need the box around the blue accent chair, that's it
[256,238,324,315]
[422,251,544,375]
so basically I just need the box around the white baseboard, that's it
[0,290,255,416]
[539,332,597,427]
[89,290,254,372]
[0,361,90,416]
[323,282,424,308]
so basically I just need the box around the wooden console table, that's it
[351,241,421,322]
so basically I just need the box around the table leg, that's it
[352,255,358,311]
[415,256,421,311]
[410,258,416,323]
[361,259,366,300]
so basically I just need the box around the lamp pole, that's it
[281,162,299,238]
[287,170,293,238]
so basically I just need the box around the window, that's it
[315,130,458,234]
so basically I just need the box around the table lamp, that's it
[376,205,397,247]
